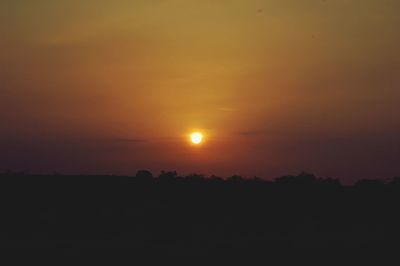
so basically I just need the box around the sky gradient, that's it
[1,0,400,183]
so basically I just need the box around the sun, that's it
[190,132,203,145]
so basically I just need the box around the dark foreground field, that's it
[0,171,399,260]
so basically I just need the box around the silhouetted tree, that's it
[186,174,205,181]
[227,175,244,182]
[210,175,224,183]
[354,179,385,189]
[275,172,317,186]
[250,176,264,182]
[135,170,153,179]
[158,170,178,180]
[317,177,342,188]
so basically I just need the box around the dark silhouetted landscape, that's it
[1,171,399,260]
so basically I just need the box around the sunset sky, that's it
[1,0,399,182]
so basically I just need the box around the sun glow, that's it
[190,132,203,145]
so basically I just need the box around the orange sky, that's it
[1,0,400,182]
